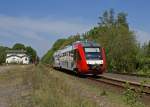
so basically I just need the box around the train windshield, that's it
[84,48,102,60]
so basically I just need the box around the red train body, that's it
[53,41,106,75]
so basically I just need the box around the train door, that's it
[73,49,82,72]
[68,51,74,70]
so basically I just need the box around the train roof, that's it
[73,40,100,47]
[53,45,73,55]
[53,40,100,55]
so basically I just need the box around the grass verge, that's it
[7,64,147,107]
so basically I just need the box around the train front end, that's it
[84,47,106,74]
[75,41,106,75]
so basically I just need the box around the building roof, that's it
[6,50,27,53]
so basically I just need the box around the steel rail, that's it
[106,72,150,78]
[87,75,150,95]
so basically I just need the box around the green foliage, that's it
[0,46,10,64]
[117,12,129,29]
[147,41,150,57]
[12,43,26,50]
[100,90,107,96]
[123,84,139,107]
[41,39,66,64]
[26,46,37,63]
[123,82,145,107]
[136,41,150,75]
[42,50,54,64]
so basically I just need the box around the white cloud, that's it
[135,29,150,44]
[0,15,91,35]
[0,15,93,56]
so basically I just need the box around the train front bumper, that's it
[83,64,103,74]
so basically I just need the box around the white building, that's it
[5,50,30,64]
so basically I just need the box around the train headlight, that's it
[86,60,103,65]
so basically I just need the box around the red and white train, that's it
[53,40,107,75]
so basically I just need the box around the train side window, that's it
[70,50,73,57]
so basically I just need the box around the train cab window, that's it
[84,47,102,60]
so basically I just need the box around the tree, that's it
[0,46,10,64]
[85,9,137,72]
[147,41,150,57]
[12,43,25,50]
[116,12,129,29]
[41,39,66,64]
[98,9,115,27]
[26,46,37,63]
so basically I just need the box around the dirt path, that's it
[0,65,33,107]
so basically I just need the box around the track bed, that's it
[103,73,150,86]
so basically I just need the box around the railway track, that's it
[48,65,150,94]
[88,75,150,95]
[107,72,150,78]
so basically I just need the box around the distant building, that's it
[5,50,30,64]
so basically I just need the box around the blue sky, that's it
[0,0,150,56]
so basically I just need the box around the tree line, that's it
[0,43,38,64]
[42,9,150,74]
